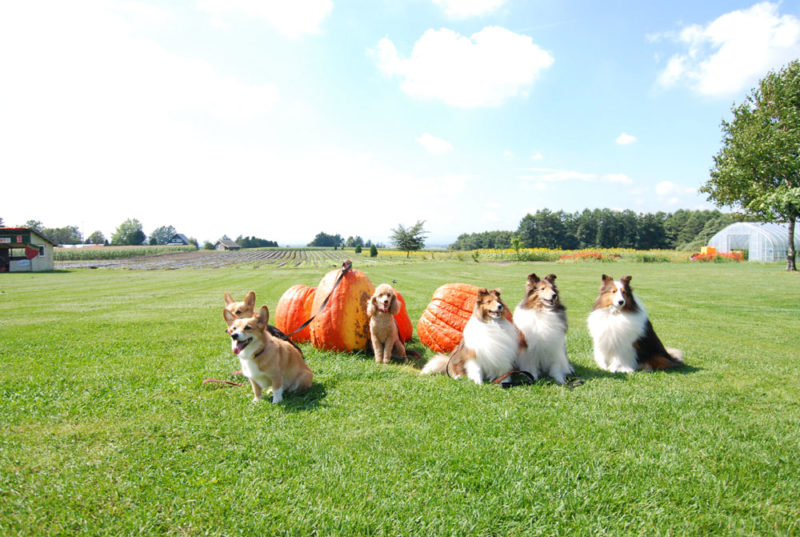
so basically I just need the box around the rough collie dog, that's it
[223,305,313,403]
[367,283,407,364]
[587,275,684,373]
[421,288,524,384]
[224,291,256,319]
[513,273,573,384]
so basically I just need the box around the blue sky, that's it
[2,1,799,245]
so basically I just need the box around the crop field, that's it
[2,258,799,536]
[54,246,696,270]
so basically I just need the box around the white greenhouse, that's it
[707,222,800,262]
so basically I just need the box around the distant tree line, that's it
[308,231,381,249]
[449,209,738,251]
[235,236,278,248]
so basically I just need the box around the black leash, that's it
[281,259,353,340]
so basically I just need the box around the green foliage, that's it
[24,219,43,231]
[203,241,215,250]
[354,244,362,254]
[235,236,279,248]
[53,245,196,261]
[455,209,727,251]
[111,218,146,245]
[370,244,378,257]
[41,225,82,245]
[308,231,344,247]
[391,220,428,257]
[86,231,105,245]
[703,59,800,269]
[149,225,177,245]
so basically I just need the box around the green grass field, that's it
[1,261,798,536]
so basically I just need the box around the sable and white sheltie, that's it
[587,274,684,373]
[513,273,574,384]
[421,288,524,384]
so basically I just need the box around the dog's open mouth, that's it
[232,337,252,355]
[488,309,503,319]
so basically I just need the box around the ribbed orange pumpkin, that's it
[274,284,316,342]
[393,290,413,343]
[417,283,513,353]
[309,265,375,352]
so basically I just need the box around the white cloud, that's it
[520,168,635,188]
[655,2,800,96]
[374,26,554,107]
[433,0,507,18]
[417,133,454,154]
[197,0,333,38]
[656,180,695,197]
[530,151,544,160]
[605,173,634,185]
[615,132,637,145]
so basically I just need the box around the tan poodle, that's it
[367,283,407,364]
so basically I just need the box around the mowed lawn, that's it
[1,261,798,536]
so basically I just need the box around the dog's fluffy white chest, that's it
[514,307,566,345]
[587,303,648,372]
[462,316,519,379]
[238,351,270,388]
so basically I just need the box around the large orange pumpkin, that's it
[274,284,316,342]
[393,290,413,343]
[309,263,375,352]
[417,283,513,353]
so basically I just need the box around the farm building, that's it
[707,222,800,262]
[168,233,190,245]
[0,227,55,272]
[215,239,241,251]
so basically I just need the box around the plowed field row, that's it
[56,249,372,270]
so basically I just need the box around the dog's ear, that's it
[224,293,234,305]
[366,296,376,317]
[390,293,401,315]
[526,273,539,292]
[223,308,236,326]
[544,274,557,284]
[601,274,614,288]
[621,275,632,289]
[489,288,502,297]
[244,291,256,308]
[256,305,269,328]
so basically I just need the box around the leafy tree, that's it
[702,60,800,270]
[391,220,428,257]
[511,235,521,260]
[370,244,378,257]
[42,225,82,245]
[308,232,344,247]
[149,225,177,245]
[203,241,215,250]
[235,236,278,248]
[354,244,362,254]
[25,220,43,231]
[87,231,106,244]
[111,218,146,245]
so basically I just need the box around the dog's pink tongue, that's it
[233,341,244,355]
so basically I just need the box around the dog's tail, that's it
[420,353,449,375]
[666,347,684,363]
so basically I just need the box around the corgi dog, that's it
[366,283,407,364]
[421,288,524,384]
[513,273,573,384]
[587,275,684,373]
[223,305,313,403]
[224,291,256,319]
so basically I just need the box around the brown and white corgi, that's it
[513,273,573,384]
[224,291,256,319]
[421,288,524,384]
[223,305,313,403]
[587,275,684,373]
[366,283,407,363]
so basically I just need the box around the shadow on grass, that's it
[282,381,328,412]
[571,361,702,383]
